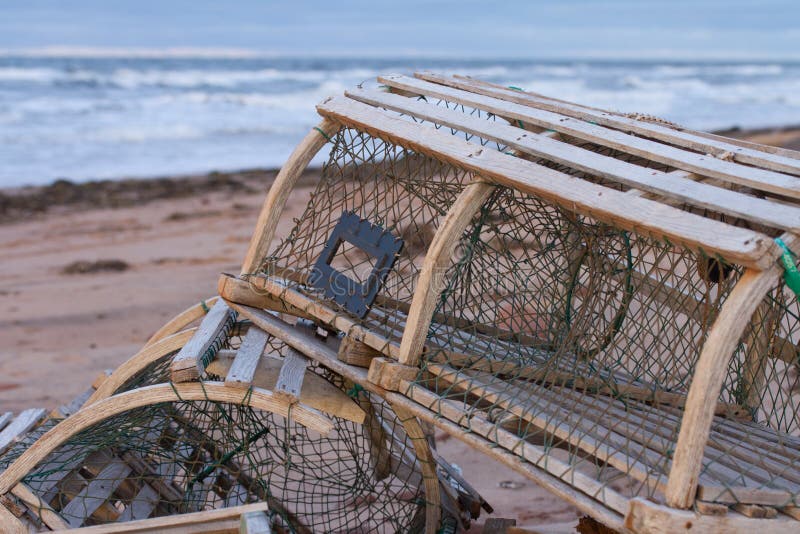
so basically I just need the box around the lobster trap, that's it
[3,72,800,533]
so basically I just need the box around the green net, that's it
[254,97,800,514]
[1,368,428,531]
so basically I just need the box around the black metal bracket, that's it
[309,211,403,318]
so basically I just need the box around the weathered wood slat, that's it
[317,95,779,270]
[117,483,160,522]
[218,273,313,320]
[423,72,800,177]
[0,413,13,433]
[61,458,132,527]
[240,510,273,534]
[10,482,70,530]
[275,347,310,403]
[225,327,270,388]
[207,347,365,424]
[627,497,800,533]
[381,74,800,200]
[170,300,235,382]
[0,409,46,455]
[399,379,631,514]
[65,501,269,533]
[348,86,800,231]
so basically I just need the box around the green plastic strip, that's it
[775,238,800,297]
[313,126,332,142]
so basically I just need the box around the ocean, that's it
[2,55,800,187]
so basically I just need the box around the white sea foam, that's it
[2,56,800,186]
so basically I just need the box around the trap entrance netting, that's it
[412,183,800,508]
[0,371,428,531]
[256,127,475,346]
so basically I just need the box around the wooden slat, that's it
[218,274,313,320]
[56,385,97,418]
[0,412,13,433]
[224,279,401,358]
[117,483,160,522]
[225,327,270,388]
[10,482,70,530]
[275,347,310,403]
[240,510,272,534]
[428,72,800,177]
[337,335,381,367]
[170,300,234,382]
[317,95,779,270]
[0,499,26,534]
[207,350,365,424]
[64,501,269,533]
[381,74,800,200]
[399,380,631,514]
[627,497,800,533]
[0,409,46,455]
[348,86,800,231]
[61,458,132,527]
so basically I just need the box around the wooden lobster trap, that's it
[219,72,800,531]
[3,71,800,533]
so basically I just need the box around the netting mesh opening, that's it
[259,127,472,346]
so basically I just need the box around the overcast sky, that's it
[1,0,799,60]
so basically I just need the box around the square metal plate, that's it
[309,211,404,318]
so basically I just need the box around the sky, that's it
[1,0,799,60]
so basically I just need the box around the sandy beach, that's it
[2,125,799,530]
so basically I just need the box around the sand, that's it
[1,126,798,530]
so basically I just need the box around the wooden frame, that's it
[229,72,800,531]
[240,118,341,275]
[316,95,779,269]
[144,297,218,348]
[63,502,270,533]
[398,180,496,366]
[0,382,333,497]
[86,329,197,405]
[665,264,785,508]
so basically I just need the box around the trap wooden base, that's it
[65,502,270,533]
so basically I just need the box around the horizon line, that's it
[1,46,799,63]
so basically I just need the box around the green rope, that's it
[776,238,800,298]
[313,126,332,142]
[190,425,271,484]
[346,383,364,398]
[507,85,524,91]
[200,300,210,314]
